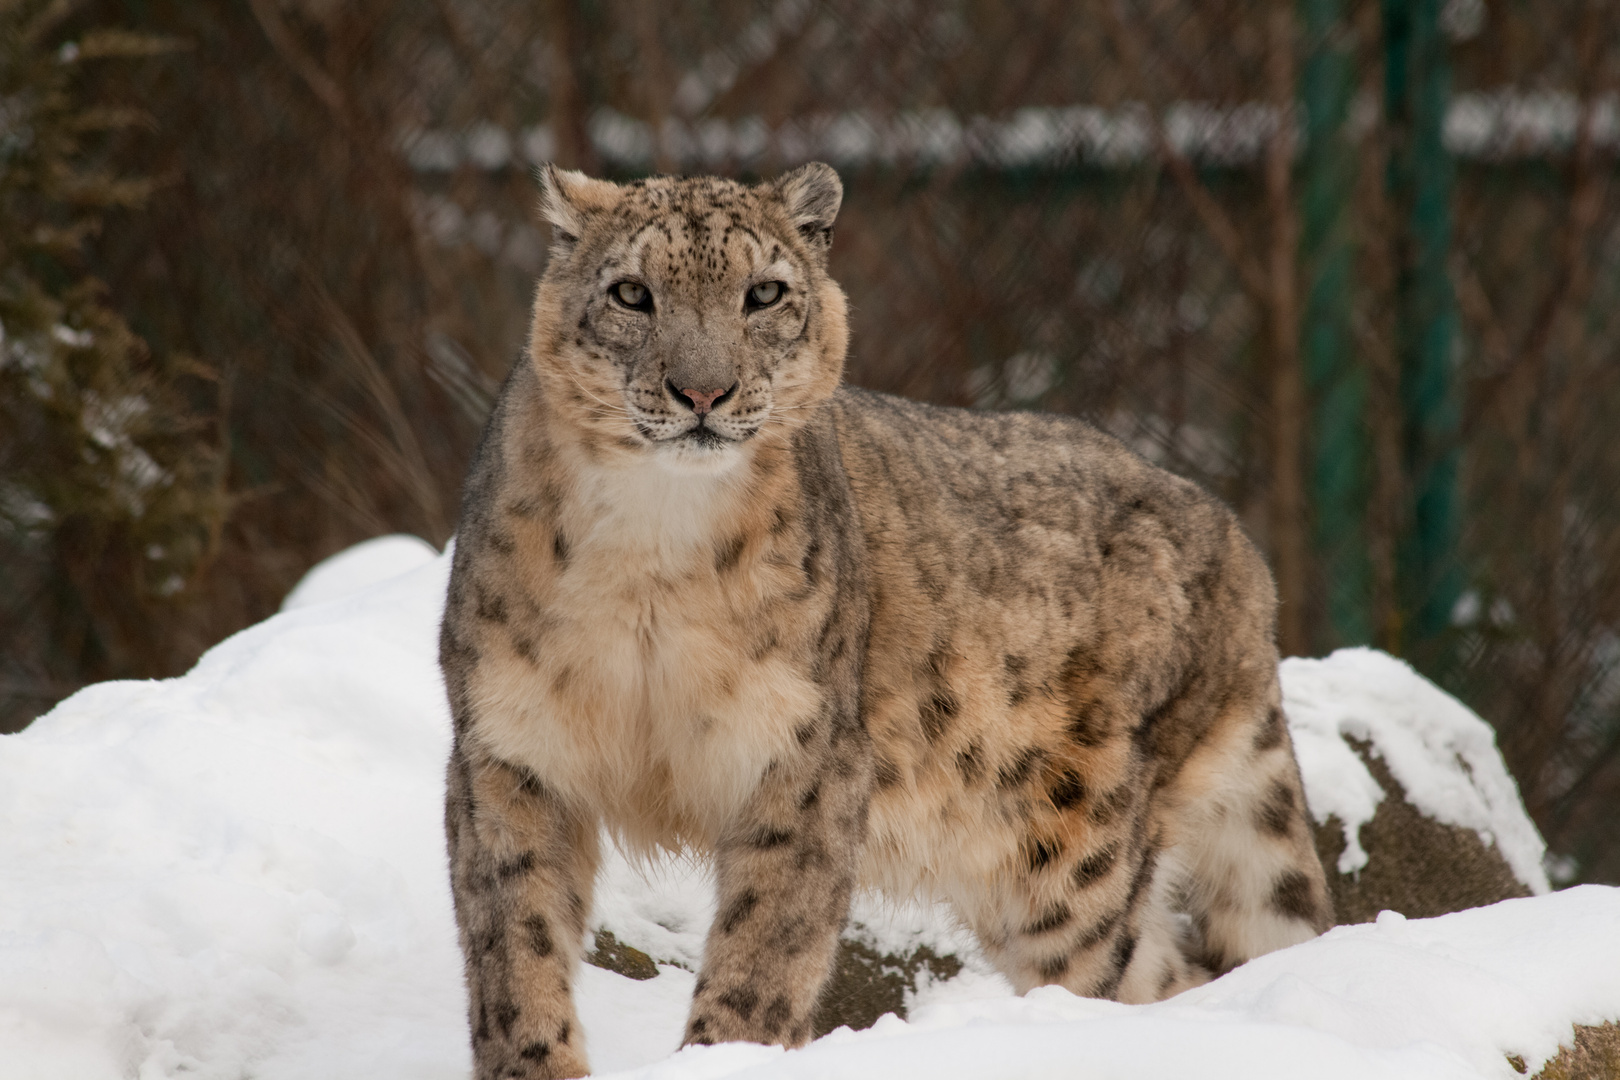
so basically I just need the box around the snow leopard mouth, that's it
[631,419,750,450]
[681,427,732,449]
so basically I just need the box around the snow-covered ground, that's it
[2,537,1616,1080]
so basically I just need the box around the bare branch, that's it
[1102,0,1271,304]
[248,0,347,119]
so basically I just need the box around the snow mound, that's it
[1282,648,1549,889]
[279,533,440,611]
[1,539,1610,1080]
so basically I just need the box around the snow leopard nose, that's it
[669,381,735,417]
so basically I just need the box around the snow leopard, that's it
[438,162,1332,1079]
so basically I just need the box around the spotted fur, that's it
[440,163,1331,1079]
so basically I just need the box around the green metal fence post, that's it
[1383,0,1462,658]
[1300,0,1369,648]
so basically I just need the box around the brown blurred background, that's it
[2,0,1617,884]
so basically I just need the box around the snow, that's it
[2,537,1615,1080]
[279,533,441,612]
[404,92,1619,178]
[1282,649,1551,889]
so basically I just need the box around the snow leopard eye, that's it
[611,281,651,311]
[746,281,783,310]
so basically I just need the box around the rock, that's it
[1282,649,1549,924]
[1314,740,1532,924]
[811,938,962,1037]
[1531,1022,1620,1080]
[586,929,660,981]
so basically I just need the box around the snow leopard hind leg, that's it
[1136,661,1334,994]
[953,646,1332,1004]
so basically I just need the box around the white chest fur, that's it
[466,460,821,849]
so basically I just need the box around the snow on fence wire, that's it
[401,91,1620,176]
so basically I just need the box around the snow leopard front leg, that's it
[682,691,874,1050]
[682,459,874,1050]
[446,736,598,1080]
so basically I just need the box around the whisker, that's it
[563,370,634,418]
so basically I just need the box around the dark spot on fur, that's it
[497,852,536,880]
[519,1041,550,1063]
[1036,952,1070,981]
[1072,845,1119,888]
[1068,703,1110,747]
[523,914,553,957]
[1024,833,1062,872]
[720,890,759,934]
[753,629,781,661]
[1157,963,1179,997]
[761,995,793,1037]
[557,1021,571,1045]
[794,837,829,872]
[815,612,838,652]
[517,769,548,799]
[998,747,1046,789]
[567,889,586,925]
[798,782,821,810]
[489,529,516,556]
[874,757,902,789]
[1114,931,1139,972]
[794,721,816,745]
[1074,906,1124,950]
[1024,904,1073,935]
[1255,705,1288,751]
[552,531,571,567]
[1125,847,1160,909]
[1048,769,1087,810]
[1004,654,1030,705]
[1091,931,1139,999]
[1270,870,1317,921]
[475,588,508,624]
[749,826,794,849]
[956,739,985,784]
[919,690,958,743]
[493,1000,520,1036]
[1136,682,1184,749]
[715,534,747,572]
[1089,785,1132,825]
[511,634,538,664]
[801,537,822,585]
[1256,780,1296,837]
[771,917,815,955]
[718,985,759,1021]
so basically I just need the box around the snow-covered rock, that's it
[2,539,1616,1080]
[1284,649,1549,924]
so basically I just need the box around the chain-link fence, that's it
[3,0,1618,883]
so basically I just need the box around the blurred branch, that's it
[307,276,450,543]
[1103,1,1270,304]
[1260,0,1307,656]
[1462,2,1611,444]
[247,0,346,119]
[545,0,598,172]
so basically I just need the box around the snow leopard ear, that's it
[536,164,622,254]
[771,162,843,252]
